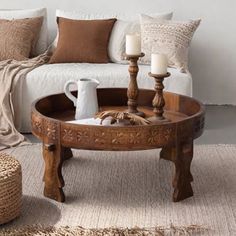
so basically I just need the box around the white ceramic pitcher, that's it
[64,78,100,120]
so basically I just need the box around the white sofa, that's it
[4,8,192,132]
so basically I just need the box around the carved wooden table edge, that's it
[31,88,205,203]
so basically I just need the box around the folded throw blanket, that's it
[0,52,50,150]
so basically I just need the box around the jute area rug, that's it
[0,144,235,236]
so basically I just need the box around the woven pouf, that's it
[0,153,22,225]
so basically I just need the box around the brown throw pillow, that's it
[0,17,43,61]
[49,17,117,64]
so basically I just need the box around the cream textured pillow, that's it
[108,19,139,63]
[109,12,173,63]
[51,10,173,63]
[0,17,43,61]
[140,14,201,72]
[0,8,48,56]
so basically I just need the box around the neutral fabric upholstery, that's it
[12,63,192,132]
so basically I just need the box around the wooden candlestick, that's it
[148,72,171,123]
[125,53,145,117]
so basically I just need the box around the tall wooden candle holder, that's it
[148,72,171,123]
[125,53,145,117]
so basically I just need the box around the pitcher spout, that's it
[79,78,99,88]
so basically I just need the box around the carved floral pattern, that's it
[94,130,106,145]
[163,128,173,141]
[31,113,43,134]
[77,130,89,142]
[111,132,124,144]
[32,111,204,150]
[62,129,74,142]
[32,120,42,133]
[45,121,57,140]
[148,127,174,145]
[129,132,141,144]
[59,126,178,147]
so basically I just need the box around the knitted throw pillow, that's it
[140,14,201,72]
[0,17,43,61]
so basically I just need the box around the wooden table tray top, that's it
[31,88,205,203]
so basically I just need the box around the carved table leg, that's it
[160,140,194,202]
[42,143,65,202]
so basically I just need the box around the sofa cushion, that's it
[12,63,192,132]
[109,12,173,64]
[0,17,43,61]
[0,8,48,56]
[49,17,117,64]
[140,14,201,72]
[51,10,173,63]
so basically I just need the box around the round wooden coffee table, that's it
[31,88,205,203]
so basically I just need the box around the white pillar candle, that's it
[125,34,141,55]
[151,53,168,74]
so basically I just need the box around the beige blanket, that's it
[0,52,50,150]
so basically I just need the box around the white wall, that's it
[1,0,236,105]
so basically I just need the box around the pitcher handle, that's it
[64,80,78,107]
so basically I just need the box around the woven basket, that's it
[0,153,22,225]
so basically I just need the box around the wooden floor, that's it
[26,105,236,145]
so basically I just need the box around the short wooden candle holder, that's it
[148,72,171,123]
[124,53,145,117]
